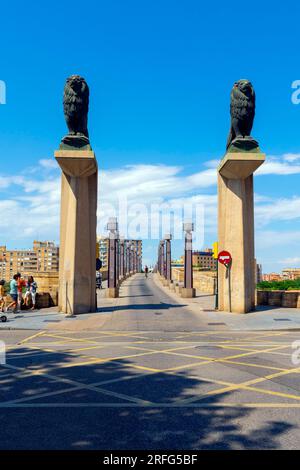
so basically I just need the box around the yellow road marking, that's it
[24,344,162,373]
[244,385,300,401]
[0,362,154,406]
[18,331,46,345]
[178,364,300,404]
[42,334,101,345]
[221,359,285,372]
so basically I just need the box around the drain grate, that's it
[207,322,226,326]
[274,318,291,322]
[43,320,60,323]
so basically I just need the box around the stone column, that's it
[218,152,265,313]
[182,223,196,298]
[164,234,172,285]
[160,241,165,278]
[119,237,125,280]
[115,234,120,284]
[107,218,119,298]
[55,149,98,315]
[126,243,131,275]
[158,243,161,275]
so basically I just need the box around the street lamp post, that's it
[157,243,161,275]
[160,240,165,279]
[126,241,131,275]
[107,217,119,298]
[130,244,135,274]
[182,222,196,298]
[115,230,120,285]
[119,236,125,280]
[164,233,172,285]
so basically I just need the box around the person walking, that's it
[0,280,6,313]
[6,274,19,313]
[144,265,149,279]
[25,276,38,310]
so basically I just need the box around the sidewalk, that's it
[0,280,122,331]
[153,274,300,331]
[1,274,300,332]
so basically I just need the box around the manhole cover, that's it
[154,312,163,315]
[274,318,291,322]
[207,322,226,326]
[44,320,60,323]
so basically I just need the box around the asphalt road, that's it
[1,274,300,450]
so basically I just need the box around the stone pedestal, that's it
[55,149,98,315]
[218,152,265,313]
[106,287,119,298]
[181,287,196,298]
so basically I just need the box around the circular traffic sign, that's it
[218,250,232,266]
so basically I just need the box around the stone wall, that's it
[172,268,216,294]
[257,290,300,308]
[32,271,59,306]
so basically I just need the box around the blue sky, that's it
[0,0,300,272]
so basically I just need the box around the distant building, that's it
[97,236,109,273]
[282,268,300,280]
[192,248,217,271]
[0,241,59,281]
[33,240,59,272]
[262,273,282,282]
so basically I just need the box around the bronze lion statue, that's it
[63,75,89,143]
[226,79,257,151]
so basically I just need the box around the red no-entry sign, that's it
[218,251,232,267]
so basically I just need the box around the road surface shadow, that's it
[0,345,294,450]
[99,302,188,313]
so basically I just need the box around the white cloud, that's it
[257,153,300,175]
[255,196,300,225]
[0,153,300,270]
[39,159,58,170]
[278,257,300,266]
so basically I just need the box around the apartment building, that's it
[0,241,59,281]
[192,248,217,270]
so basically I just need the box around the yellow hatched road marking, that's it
[178,364,300,404]
[0,362,154,406]
[24,345,161,373]
[221,359,286,372]
[18,331,46,345]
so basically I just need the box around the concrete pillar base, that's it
[181,287,196,298]
[106,287,119,298]
[175,285,183,295]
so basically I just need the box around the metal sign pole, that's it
[215,262,219,310]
